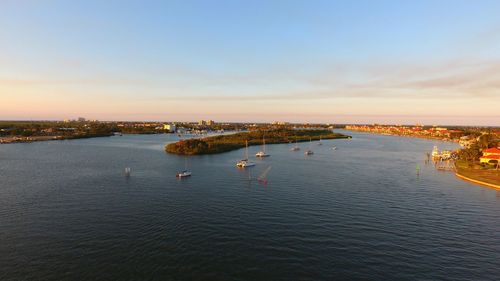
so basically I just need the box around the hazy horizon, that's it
[1,0,499,125]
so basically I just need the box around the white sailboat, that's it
[176,157,192,178]
[431,146,440,159]
[291,138,300,151]
[305,137,314,155]
[237,140,256,167]
[256,136,270,157]
[318,136,323,145]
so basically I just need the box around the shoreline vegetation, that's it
[165,129,351,155]
[0,133,114,144]
[0,120,339,144]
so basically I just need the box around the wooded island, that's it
[165,129,350,155]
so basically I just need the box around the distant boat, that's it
[318,136,323,145]
[176,170,192,178]
[432,146,440,159]
[331,146,337,150]
[305,137,314,155]
[124,167,131,176]
[291,138,300,151]
[177,158,192,178]
[237,140,256,167]
[256,136,270,157]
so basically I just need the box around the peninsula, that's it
[165,129,350,155]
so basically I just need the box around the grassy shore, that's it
[455,160,500,188]
[165,129,350,155]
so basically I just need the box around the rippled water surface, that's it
[1,131,499,280]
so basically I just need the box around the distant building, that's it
[272,121,290,125]
[459,136,476,148]
[163,124,176,133]
[77,117,86,122]
[198,120,215,126]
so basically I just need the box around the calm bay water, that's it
[1,130,499,280]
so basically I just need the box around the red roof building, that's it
[480,147,500,163]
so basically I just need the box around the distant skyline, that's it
[1,0,500,125]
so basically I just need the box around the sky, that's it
[1,0,499,125]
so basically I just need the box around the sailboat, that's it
[305,137,314,155]
[176,157,192,178]
[237,140,256,167]
[318,136,323,145]
[290,138,300,151]
[256,136,270,157]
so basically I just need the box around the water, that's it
[1,131,499,280]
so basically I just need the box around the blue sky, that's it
[1,0,500,125]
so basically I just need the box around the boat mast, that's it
[245,140,249,159]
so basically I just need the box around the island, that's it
[165,129,351,155]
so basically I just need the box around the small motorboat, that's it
[305,150,314,155]
[236,159,256,167]
[176,170,192,178]
[331,146,337,150]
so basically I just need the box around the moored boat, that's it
[256,136,270,157]
[237,140,255,167]
[176,170,192,178]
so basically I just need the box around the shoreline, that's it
[0,134,114,144]
[455,172,500,190]
[344,129,459,143]
[454,160,500,189]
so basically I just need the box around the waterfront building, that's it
[479,147,500,164]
